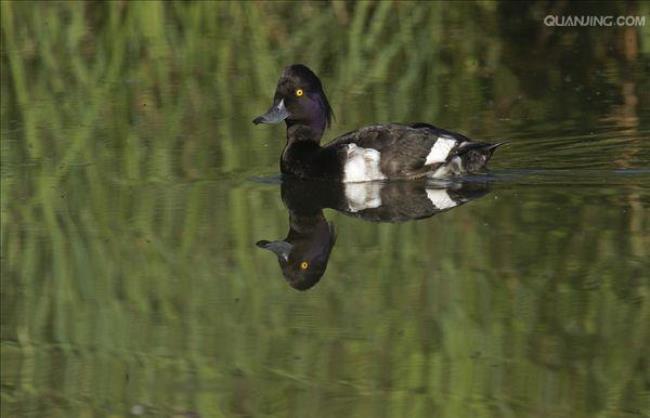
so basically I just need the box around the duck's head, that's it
[253,64,333,140]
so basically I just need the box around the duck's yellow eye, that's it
[300,261,309,270]
[295,89,304,97]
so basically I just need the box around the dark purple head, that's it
[253,64,334,139]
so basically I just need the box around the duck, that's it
[253,64,504,182]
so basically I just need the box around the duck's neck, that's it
[286,121,324,145]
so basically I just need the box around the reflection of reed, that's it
[609,6,642,170]
[1,2,649,418]
[619,5,648,265]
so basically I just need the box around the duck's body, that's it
[297,123,502,182]
[254,65,502,182]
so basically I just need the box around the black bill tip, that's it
[252,99,289,126]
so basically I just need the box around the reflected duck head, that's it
[256,219,336,291]
[253,64,333,139]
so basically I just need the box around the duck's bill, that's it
[256,240,293,262]
[253,99,289,125]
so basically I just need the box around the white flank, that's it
[430,164,450,179]
[426,189,457,210]
[425,136,457,165]
[429,156,463,178]
[345,182,383,212]
[342,144,386,183]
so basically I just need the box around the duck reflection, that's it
[257,179,489,290]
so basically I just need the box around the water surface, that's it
[1,2,649,418]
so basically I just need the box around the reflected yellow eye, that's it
[300,261,309,270]
[295,89,304,97]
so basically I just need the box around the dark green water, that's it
[1,2,649,418]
